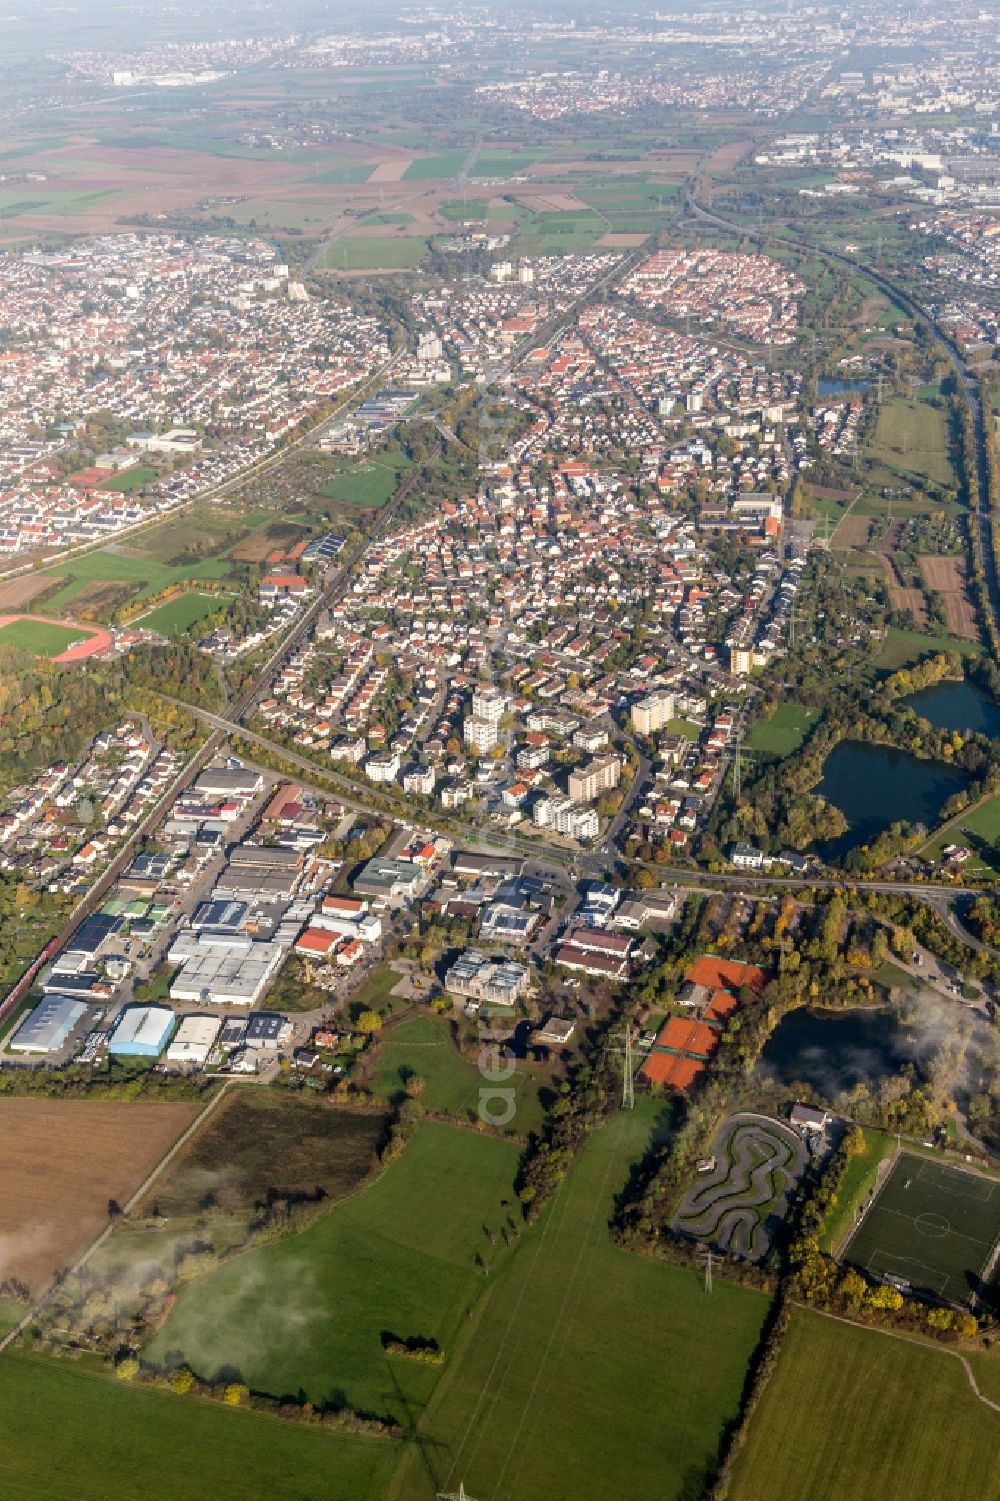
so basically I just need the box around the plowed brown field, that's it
[0,1098,199,1294]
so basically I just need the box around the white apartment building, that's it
[631,690,676,736]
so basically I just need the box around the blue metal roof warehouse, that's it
[108,1004,175,1058]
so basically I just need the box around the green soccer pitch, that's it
[843,1152,1000,1303]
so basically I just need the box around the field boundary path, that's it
[795,1303,1000,1414]
[0,1081,231,1357]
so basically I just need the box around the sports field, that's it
[140,591,225,638]
[843,1152,1000,1302]
[749,701,821,757]
[0,1351,395,1501]
[0,616,85,656]
[387,1105,770,1501]
[100,465,158,492]
[145,1122,522,1422]
[728,1307,999,1501]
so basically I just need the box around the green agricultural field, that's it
[306,161,376,185]
[40,549,235,615]
[749,701,821,757]
[368,1014,552,1136]
[728,1308,999,1501]
[438,197,492,220]
[322,235,429,271]
[0,1351,395,1501]
[320,451,412,509]
[0,187,120,218]
[0,618,85,657]
[388,1106,770,1501]
[875,626,981,671]
[517,210,607,255]
[146,1123,522,1422]
[471,150,544,177]
[402,150,470,181]
[576,180,681,212]
[100,466,158,492]
[139,592,227,638]
[867,397,958,490]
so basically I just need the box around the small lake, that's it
[759,1006,910,1097]
[904,677,1000,738]
[816,739,968,861]
[818,377,872,397]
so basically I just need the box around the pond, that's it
[818,377,872,397]
[759,1005,911,1097]
[816,739,968,861]
[904,676,1000,739]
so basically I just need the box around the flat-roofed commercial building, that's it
[9,995,88,1053]
[108,1004,175,1057]
[166,1014,222,1065]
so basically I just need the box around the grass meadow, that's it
[321,235,429,270]
[145,1123,522,1421]
[388,1105,771,1501]
[367,1013,553,1137]
[867,397,958,490]
[40,549,235,614]
[728,1308,998,1501]
[319,451,412,508]
[0,1351,396,1500]
[875,626,981,672]
[749,701,821,758]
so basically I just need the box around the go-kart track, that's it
[672,1113,809,1261]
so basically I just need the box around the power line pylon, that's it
[699,1245,714,1294]
[733,737,755,803]
[609,1026,636,1109]
[438,1486,479,1501]
[621,1025,634,1110]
